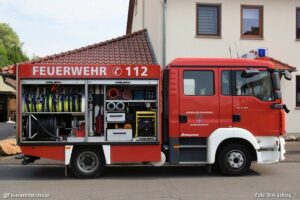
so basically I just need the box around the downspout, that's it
[142,0,145,29]
[162,0,167,67]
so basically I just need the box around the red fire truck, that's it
[17,58,290,178]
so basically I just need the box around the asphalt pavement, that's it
[0,122,15,140]
[0,163,299,200]
[0,127,299,200]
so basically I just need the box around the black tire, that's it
[217,144,251,176]
[71,147,105,178]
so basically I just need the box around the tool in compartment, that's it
[88,90,94,136]
[135,111,157,138]
[95,106,104,136]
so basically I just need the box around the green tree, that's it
[0,23,28,67]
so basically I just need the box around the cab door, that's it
[219,69,233,128]
[179,68,220,137]
[232,69,281,136]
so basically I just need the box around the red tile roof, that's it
[31,29,157,65]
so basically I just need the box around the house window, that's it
[184,71,214,96]
[241,5,263,38]
[196,4,221,37]
[296,76,300,106]
[297,8,300,39]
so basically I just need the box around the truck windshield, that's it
[236,71,274,101]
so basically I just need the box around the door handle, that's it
[179,115,188,123]
[232,114,241,122]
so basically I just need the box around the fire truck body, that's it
[17,58,287,178]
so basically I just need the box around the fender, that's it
[64,145,111,165]
[207,128,259,164]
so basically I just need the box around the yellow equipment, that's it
[135,111,156,138]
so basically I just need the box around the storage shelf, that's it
[106,100,157,103]
[22,112,85,115]
[106,121,126,123]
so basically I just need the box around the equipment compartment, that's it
[20,79,159,143]
[104,84,158,142]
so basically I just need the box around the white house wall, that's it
[131,0,163,65]
[131,0,300,134]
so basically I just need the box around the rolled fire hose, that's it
[77,95,82,112]
[32,94,37,112]
[52,94,58,112]
[71,95,76,112]
[36,96,43,112]
[107,88,120,99]
[67,95,71,112]
[122,89,132,100]
[63,96,68,112]
[116,101,125,111]
[57,95,64,112]
[47,94,53,112]
[107,102,116,111]
[24,93,31,112]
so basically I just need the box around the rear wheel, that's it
[217,144,251,176]
[71,147,105,178]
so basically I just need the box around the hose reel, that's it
[25,115,60,140]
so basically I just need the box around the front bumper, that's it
[256,136,286,164]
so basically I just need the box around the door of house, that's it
[0,94,8,122]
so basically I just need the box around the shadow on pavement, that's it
[0,165,261,181]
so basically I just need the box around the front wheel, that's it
[217,144,251,176]
[71,148,105,178]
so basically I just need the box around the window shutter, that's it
[197,5,219,35]
[297,10,300,28]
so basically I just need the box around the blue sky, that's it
[0,0,129,58]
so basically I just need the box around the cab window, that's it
[184,71,214,96]
[221,70,232,95]
[235,71,274,101]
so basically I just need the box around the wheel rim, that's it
[77,151,99,174]
[225,150,246,170]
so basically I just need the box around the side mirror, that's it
[242,69,260,78]
[284,70,292,81]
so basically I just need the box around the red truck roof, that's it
[168,58,277,70]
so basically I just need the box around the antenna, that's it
[235,42,240,58]
[229,46,232,58]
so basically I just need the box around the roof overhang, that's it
[256,57,297,72]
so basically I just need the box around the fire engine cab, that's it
[17,58,289,178]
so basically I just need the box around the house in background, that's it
[127,0,300,134]
[0,73,16,122]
